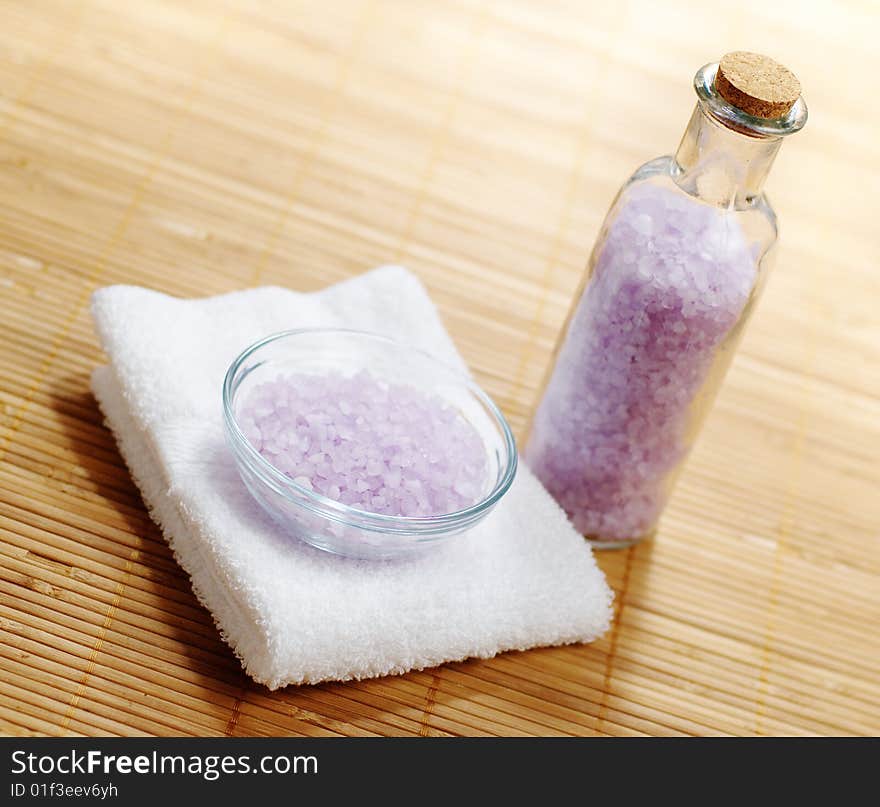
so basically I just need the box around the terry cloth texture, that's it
[90,266,613,689]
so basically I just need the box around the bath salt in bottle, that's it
[525,53,807,548]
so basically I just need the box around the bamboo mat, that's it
[0,0,878,738]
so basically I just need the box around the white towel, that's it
[90,266,612,689]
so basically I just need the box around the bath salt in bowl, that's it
[223,329,517,559]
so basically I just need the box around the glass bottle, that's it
[525,53,808,548]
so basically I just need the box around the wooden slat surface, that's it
[1,0,878,737]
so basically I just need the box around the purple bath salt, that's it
[526,181,758,542]
[238,369,488,517]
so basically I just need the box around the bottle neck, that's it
[672,104,782,209]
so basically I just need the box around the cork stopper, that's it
[715,51,801,119]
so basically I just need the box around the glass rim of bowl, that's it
[222,327,518,534]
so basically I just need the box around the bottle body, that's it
[526,101,781,547]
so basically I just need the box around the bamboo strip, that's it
[1,0,878,737]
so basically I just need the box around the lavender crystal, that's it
[526,181,758,541]
[238,369,488,517]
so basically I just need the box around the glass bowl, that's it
[222,328,517,560]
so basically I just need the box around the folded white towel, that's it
[90,266,612,689]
